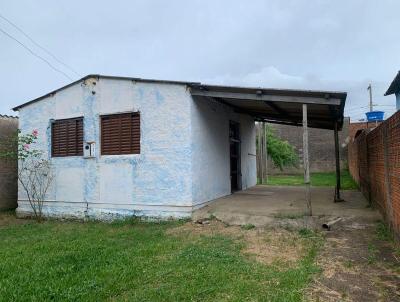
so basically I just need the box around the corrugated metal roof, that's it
[189,84,346,130]
[0,114,18,119]
[385,71,400,96]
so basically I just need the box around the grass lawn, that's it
[262,170,358,190]
[0,212,323,301]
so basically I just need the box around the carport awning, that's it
[189,84,347,130]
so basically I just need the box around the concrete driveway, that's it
[193,185,380,227]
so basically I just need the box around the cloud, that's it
[1,0,399,119]
[204,66,306,88]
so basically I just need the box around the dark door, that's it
[229,121,241,192]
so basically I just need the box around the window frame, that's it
[51,116,84,157]
[100,111,140,156]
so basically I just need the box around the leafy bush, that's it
[257,125,299,171]
[0,129,53,222]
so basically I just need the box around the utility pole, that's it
[367,83,373,112]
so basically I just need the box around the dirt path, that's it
[308,217,400,302]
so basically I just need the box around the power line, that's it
[346,104,396,110]
[0,26,74,81]
[345,107,370,112]
[0,13,80,77]
[346,107,396,114]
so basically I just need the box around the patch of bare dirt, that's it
[307,217,400,302]
[0,211,30,227]
[168,219,309,266]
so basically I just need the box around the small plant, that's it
[208,214,217,220]
[376,221,393,242]
[241,223,255,230]
[367,243,378,264]
[0,129,53,222]
[344,260,354,269]
[298,228,314,238]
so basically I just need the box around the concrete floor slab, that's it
[193,185,381,227]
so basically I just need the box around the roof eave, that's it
[12,74,200,111]
[12,75,91,111]
[384,71,400,96]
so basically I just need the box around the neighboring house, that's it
[348,120,382,140]
[13,74,346,219]
[0,114,18,211]
[385,71,400,111]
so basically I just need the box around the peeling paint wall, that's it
[17,78,257,220]
[18,78,193,219]
[190,97,257,207]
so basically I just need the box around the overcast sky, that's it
[1,1,399,120]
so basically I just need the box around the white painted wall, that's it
[17,77,257,220]
[18,77,193,219]
[190,96,257,207]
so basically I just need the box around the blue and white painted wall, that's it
[17,77,256,220]
[190,96,256,207]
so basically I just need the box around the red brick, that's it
[348,111,400,238]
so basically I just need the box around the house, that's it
[385,71,400,111]
[348,120,383,141]
[13,75,346,219]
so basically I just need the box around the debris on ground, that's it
[322,217,343,231]
[307,217,400,302]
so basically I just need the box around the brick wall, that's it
[268,118,349,174]
[348,111,400,238]
[0,115,18,211]
[348,121,382,142]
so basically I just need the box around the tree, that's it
[258,125,299,171]
[0,129,53,222]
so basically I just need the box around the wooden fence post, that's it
[263,122,268,184]
[334,121,343,202]
[303,104,312,216]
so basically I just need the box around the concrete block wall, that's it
[348,111,400,239]
[0,115,18,210]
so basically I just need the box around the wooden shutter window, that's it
[51,117,84,157]
[101,112,140,155]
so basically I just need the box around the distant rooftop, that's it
[385,71,400,95]
[0,114,18,119]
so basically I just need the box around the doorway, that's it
[229,121,241,192]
